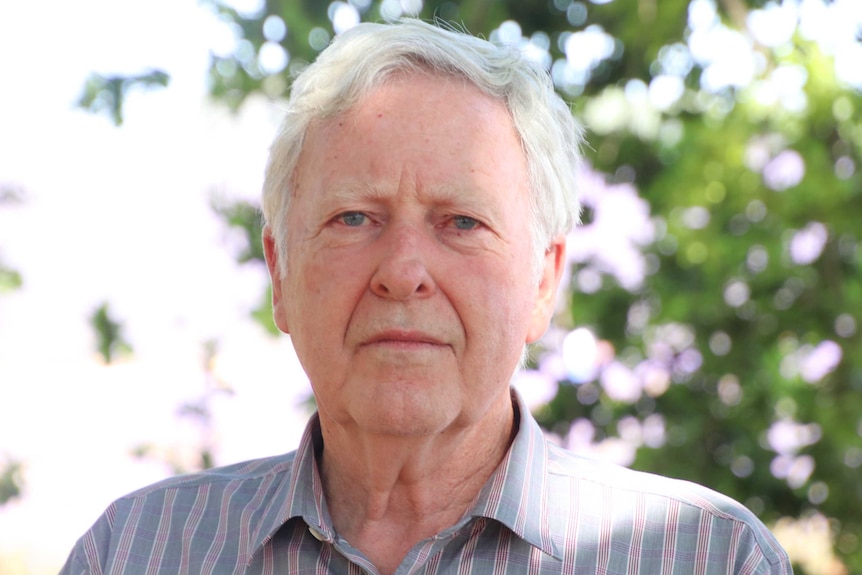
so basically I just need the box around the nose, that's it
[370,224,436,300]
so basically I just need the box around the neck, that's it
[318,393,517,574]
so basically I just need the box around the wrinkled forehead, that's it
[298,72,523,173]
[290,74,531,223]
[316,64,488,123]
[296,69,520,186]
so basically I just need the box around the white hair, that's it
[262,18,583,278]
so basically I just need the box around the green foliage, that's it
[251,284,280,336]
[77,69,169,125]
[209,196,265,264]
[0,184,25,294]
[0,265,21,294]
[209,196,280,335]
[89,301,132,364]
[0,458,23,506]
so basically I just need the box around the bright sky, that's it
[0,1,313,572]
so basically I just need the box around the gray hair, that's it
[262,18,583,278]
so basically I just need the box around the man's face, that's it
[266,73,564,437]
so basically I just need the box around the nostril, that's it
[370,257,434,300]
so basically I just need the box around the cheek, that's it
[454,263,534,344]
[285,250,367,337]
[287,248,336,299]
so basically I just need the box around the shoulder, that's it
[543,442,791,572]
[123,451,297,499]
[546,442,745,517]
[95,451,298,521]
[97,451,299,531]
[59,451,299,573]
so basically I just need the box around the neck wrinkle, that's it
[317,393,516,541]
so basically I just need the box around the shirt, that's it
[60,393,792,574]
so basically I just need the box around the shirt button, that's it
[308,527,326,541]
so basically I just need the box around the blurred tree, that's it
[0,265,21,294]
[0,458,23,507]
[209,194,279,335]
[77,69,170,126]
[79,0,862,571]
[0,186,25,506]
[131,340,235,474]
[89,301,132,364]
[0,184,24,294]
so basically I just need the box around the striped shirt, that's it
[60,393,792,574]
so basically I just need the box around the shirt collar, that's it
[248,413,335,558]
[249,390,560,560]
[469,390,562,559]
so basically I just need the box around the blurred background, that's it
[1,0,860,573]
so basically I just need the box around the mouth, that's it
[361,330,447,349]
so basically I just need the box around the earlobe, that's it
[263,226,290,334]
[526,236,566,344]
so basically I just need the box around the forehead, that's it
[295,73,528,194]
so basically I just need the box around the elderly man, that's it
[61,19,792,574]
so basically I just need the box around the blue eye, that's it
[453,215,479,230]
[339,212,367,226]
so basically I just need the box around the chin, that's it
[353,397,458,438]
[354,415,448,437]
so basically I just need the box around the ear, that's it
[263,225,290,334]
[526,235,566,344]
